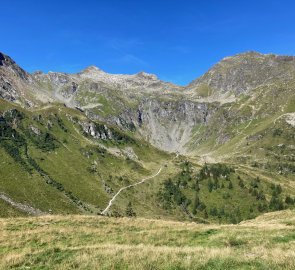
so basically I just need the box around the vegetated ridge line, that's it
[101,166,163,215]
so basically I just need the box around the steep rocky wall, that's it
[92,98,216,153]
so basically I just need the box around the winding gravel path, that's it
[101,166,163,215]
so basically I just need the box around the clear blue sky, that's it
[1,0,295,85]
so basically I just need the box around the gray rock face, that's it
[29,125,41,136]
[0,52,30,81]
[107,99,213,153]
[0,52,35,106]
[77,66,181,92]
[80,121,113,140]
[0,77,18,102]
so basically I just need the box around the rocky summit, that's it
[0,51,294,224]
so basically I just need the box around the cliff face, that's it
[103,99,214,153]
[0,52,28,102]
[0,52,41,106]
[0,52,30,80]
[136,100,210,152]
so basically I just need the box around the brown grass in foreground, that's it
[1,210,295,269]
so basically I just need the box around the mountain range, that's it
[0,51,294,223]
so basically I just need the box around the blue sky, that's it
[1,0,295,85]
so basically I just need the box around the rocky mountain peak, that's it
[76,65,179,92]
[135,72,158,80]
[0,52,6,65]
[32,70,44,76]
[80,65,104,74]
[0,52,30,81]
[236,51,263,57]
[0,52,16,67]
[187,51,295,96]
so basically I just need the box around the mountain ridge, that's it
[3,50,295,88]
[1,50,295,154]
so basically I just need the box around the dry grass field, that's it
[1,210,295,269]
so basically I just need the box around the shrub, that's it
[285,195,294,205]
[269,196,285,211]
[227,237,246,247]
[228,181,233,189]
[208,179,213,192]
[238,179,245,188]
[126,202,136,217]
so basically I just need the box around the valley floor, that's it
[1,210,295,269]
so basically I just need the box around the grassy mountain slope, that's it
[0,99,177,217]
[0,97,294,223]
